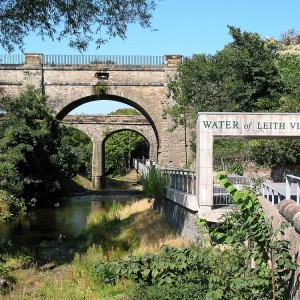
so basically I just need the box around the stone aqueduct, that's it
[63,114,155,187]
[0,53,191,188]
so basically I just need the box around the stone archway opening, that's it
[102,129,150,186]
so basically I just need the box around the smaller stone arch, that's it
[63,115,157,189]
[101,128,151,184]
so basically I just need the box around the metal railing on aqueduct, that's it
[0,54,165,66]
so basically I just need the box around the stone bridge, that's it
[63,114,155,187]
[0,53,192,188]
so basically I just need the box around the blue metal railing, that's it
[0,54,166,66]
[43,54,165,66]
[0,54,24,64]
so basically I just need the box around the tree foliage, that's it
[277,52,300,112]
[167,27,300,165]
[0,86,77,206]
[0,0,158,52]
[61,127,92,178]
[206,174,296,299]
[109,108,141,115]
[167,26,284,129]
[105,130,149,176]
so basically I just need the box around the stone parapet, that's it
[278,199,300,233]
[259,196,300,299]
[25,53,43,65]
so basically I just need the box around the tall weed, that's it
[140,167,167,200]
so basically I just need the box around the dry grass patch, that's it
[120,198,189,255]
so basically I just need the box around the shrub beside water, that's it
[140,167,167,200]
[0,190,26,221]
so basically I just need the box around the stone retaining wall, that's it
[259,196,300,299]
[153,197,202,243]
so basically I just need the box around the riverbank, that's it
[2,191,189,299]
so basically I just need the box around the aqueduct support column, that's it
[148,139,158,162]
[92,136,104,190]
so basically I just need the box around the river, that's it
[0,180,142,250]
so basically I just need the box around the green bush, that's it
[208,173,297,300]
[226,162,244,176]
[130,282,207,300]
[0,190,26,221]
[140,167,167,200]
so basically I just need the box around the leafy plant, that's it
[206,173,296,300]
[226,162,244,176]
[130,282,206,300]
[140,167,167,200]
[96,245,213,286]
[93,80,108,96]
[0,190,26,221]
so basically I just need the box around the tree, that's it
[167,54,222,129]
[168,26,284,130]
[275,30,300,112]
[167,26,285,160]
[0,86,78,206]
[105,130,149,176]
[61,127,92,178]
[109,108,141,115]
[0,0,158,52]
[215,26,283,112]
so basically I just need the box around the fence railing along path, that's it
[262,174,300,205]
[133,158,251,207]
[133,159,300,207]
[133,158,197,195]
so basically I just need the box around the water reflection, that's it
[0,197,95,249]
[0,178,142,249]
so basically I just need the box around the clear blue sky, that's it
[3,0,300,114]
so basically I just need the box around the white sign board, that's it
[196,113,300,210]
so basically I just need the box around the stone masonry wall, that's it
[0,53,191,167]
[0,54,191,168]
[153,197,202,243]
[259,197,300,299]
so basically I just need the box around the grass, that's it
[3,198,189,300]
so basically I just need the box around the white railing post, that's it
[297,181,300,204]
[286,175,292,199]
